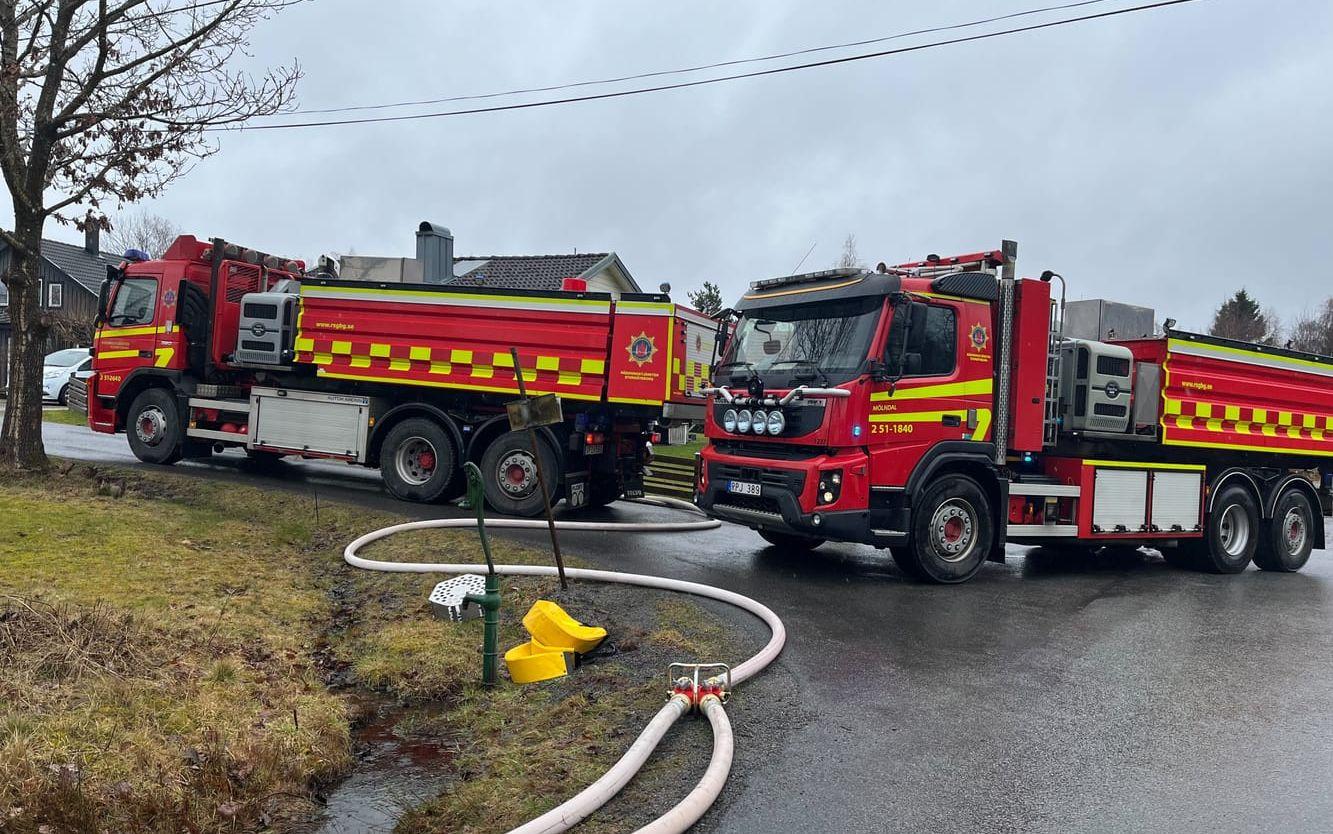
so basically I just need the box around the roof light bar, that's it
[749,267,862,292]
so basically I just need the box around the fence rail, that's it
[645,455,695,501]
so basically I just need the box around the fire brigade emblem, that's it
[162,288,177,308]
[627,332,657,367]
[970,324,989,350]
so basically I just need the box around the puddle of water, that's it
[312,704,456,834]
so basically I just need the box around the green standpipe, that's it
[462,461,502,686]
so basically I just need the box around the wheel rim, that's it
[135,406,166,446]
[1282,507,1308,556]
[497,451,538,498]
[1218,504,1251,557]
[394,437,439,486]
[929,498,978,563]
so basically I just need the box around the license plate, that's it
[584,444,604,456]
[727,480,761,496]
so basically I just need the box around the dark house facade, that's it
[0,226,114,390]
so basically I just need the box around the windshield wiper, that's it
[769,359,831,386]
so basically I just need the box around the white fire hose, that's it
[342,496,784,834]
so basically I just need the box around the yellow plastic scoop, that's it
[522,600,607,654]
[504,640,574,684]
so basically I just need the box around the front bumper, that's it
[696,447,909,547]
[42,377,64,400]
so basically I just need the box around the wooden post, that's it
[510,347,568,589]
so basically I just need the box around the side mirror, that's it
[94,277,111,327]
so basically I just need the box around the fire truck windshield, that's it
[718,296,882,388]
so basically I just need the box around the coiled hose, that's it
[342,496,784,833]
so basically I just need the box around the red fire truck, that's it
[83,225,716,514]
[696,241,1333,582]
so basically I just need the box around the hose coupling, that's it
[668,662,731,710]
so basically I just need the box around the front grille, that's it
[714,492,784,518]
[711,462,805,494]
[66,378,88,413]
[1093,402,1127,417]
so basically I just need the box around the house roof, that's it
[447,253,639,292]
[41,238,117,295]
[0,236,115,313]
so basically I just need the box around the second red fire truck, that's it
[83,223,716,515]
[696,241,1333,582]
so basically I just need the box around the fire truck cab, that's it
[697,242,1333,583]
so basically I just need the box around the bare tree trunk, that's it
[0,211,51,471]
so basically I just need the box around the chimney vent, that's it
[416,222,454,284]
[85,212,102,255]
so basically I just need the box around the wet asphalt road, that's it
[40,420,1333,833]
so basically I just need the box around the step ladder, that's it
[1044,296,1065,445]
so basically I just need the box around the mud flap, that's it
[565,472,589,509]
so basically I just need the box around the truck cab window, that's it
[107,278,158,326]
[885,303,956,377]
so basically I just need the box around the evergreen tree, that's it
[687,281,724,316]
[1209,289,1276,345]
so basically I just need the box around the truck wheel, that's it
[380,418,457,503]
[1189,484,1259,573]
[904,475,993,584]
[126,388,182,465]
[480,430,561,517]
[1254,489,1316,572]
[758,530,824,552]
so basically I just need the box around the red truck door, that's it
[867,296,995,486]
[93,268,166,399]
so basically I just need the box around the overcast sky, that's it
[30,0,1333,330]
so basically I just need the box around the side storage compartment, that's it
[249,387,377,460]
[1150,470,1204,533]
[1092,468,1148,533]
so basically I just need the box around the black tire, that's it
[758,530,825,552]
[902,475,994,584]
[57,384,69,406]
[1188,484,1259,574]
[479,429,561,517]
[1254,488,1317,572]
[379,418,457,503]
[125,387,183,465]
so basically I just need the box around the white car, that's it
[43,347,93,405]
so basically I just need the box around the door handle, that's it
[941,414,962,427]
[138,350,153,358]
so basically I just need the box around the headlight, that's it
[817,469,843,505]
[752,410,767,435]
[43,369,62,379]
[767,410,786,435]
[722,408,738,433]
[736,409,752,433]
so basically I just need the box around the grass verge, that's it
[41,408,90,426]
[0,461,741,833]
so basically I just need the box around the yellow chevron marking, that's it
[294,336,315,352]
[331,340,352,355]
[581,358,605,375]
[1224,405,1240,421]
[350,355,371,369]
[409,346,432,362]
[1164,398,1182,416]
[154,347,174,368]
[313,352,333,365]
[1279,411,1293,426]
[369,343,391,359]
[450,349,472,365]
[536,355,560,372]
[389,359,410,372]
[1195,402,1212,418]
[429,362,452,375]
